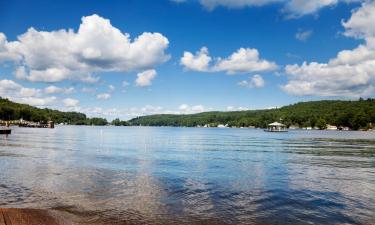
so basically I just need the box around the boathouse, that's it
[265,122,287,132]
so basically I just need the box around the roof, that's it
[268,122,286,126]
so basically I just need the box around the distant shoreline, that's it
[2,98,375,131]
[9,124,375,132]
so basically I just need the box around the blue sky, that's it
[0,0,374,119]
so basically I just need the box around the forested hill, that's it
[0,97,108,125]
[2,97,375,129]
[129,99,375,130]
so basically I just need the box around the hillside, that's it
[0,97,108,125]
[129,99,375,130]
[2,97,375,130]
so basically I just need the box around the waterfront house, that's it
[326,125,338,130]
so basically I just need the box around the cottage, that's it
[326,125,338,130]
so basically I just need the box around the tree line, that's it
[0,97,108,126]
[129,99,375,130]
[2,97,375,130]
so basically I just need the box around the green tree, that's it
[316,118,327,130]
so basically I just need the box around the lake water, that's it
[1,126,375,224]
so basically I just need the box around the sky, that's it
[0,0,374,120]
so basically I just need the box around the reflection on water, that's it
[1,126,375,224]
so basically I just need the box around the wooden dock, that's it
[0,208,69,225]
[0,120,54,129]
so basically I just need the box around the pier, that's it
[0,120,54,129]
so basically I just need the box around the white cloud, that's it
[0,14,170,82]
[342,1,375,39]
[283,1,375,97]
[215,48,278,74]
[64,87,75,94]
[238,74,265,88]
[199,0,282,10]
[21,96,57,107]
[181,47,277,74]
[0,79,56,106]
[78,105,169,119]
[0,79,41,98]
[81,87,96,94]
[78,103,211,120]
[108,84,115,92]
[135,69,157,87]
[284,0,337,17]
[295,29,313,41]
[226,106,235,111]
[284,0,362,18]
[179,103,190,112]
[44,85,75,94]
[122,81,130,87]
[0,33,21,62]
[63,98,79,107]
[172,0,361,17]
[226,106,250,111]
[180,47,212,72]
[178,104,206,114]
[96,93,111,100]
[237,106,250,111]
[192,104,205,112]
[141,105,164,114]
[80,75,100,84]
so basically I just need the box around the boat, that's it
[0,126,11,135]
[264,122,288,132]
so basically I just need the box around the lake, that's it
[1,126,375,224]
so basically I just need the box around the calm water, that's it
[1,126,375,224]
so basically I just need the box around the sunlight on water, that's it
[1,126,375,224]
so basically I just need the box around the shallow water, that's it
[1,126,375,224]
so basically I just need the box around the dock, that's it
[0,127,11,135]
[0,120,54,129]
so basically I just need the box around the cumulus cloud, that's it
[0,14,170,82]
[172,0,361,17]
[135,69,157,87]
[238,74,265,88]
[96,93,111,100]
[283,1,375,97]
[179,103,190,112]
[284,0,363,18]
[44,85,75,94]
[0,79,56,106]
[180,47,212,72]
[22,97,57,107]
[181,47,277,74]
[63,98,79,107]
[295,29,313,41]
[108,84,115,92]
[79,103,211,120]
[226,106,250,111]
[81,87,96,94]
[284,0,337,17]
[199,0,282,10]
[178,104,206,114]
